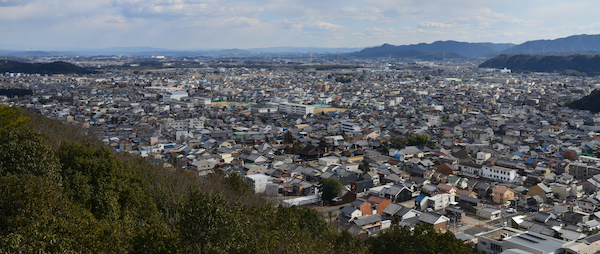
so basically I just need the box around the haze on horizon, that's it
[1,0,599,51]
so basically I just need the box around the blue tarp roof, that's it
[415,195,427,203]
[525,158,536,164]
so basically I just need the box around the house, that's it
[351,199,374,216]
[481,165,518,183]
[476,207,502,220]
[333,189,357,205]
[436,164,458,175]
[350,180,374,194]
[424,193,455,211]
[245,174,269,193]
[579,195,600,213]
[298,145,322,160]
[562,211,590,224]
[527,183,553,202]
[382,203,421,223]
[492,186,515,204]
[418,211,450,231]
[474,182,493,200]
[338,206,362,223]
[476,227,567,254]
[367,195,391,215]
[351,215,386,235]
[552,184,583,200]
[436,183,457,195]
[380,185,414,203]
[455,189,478,199]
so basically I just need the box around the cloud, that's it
[417,21,453,29]
[1,0,600,49]
[311,21,342,31]
[0,0,34,6]
[223,16,262,27]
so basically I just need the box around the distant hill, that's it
[249,46,364,53]
[568,89,600,112]
[502,34,600,55]
[0,60,94,75]
[351,46,467,60]
[351,41,514,58]
[478,54,600,76]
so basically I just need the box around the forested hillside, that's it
[0,106,472,254]
[0,60,94,75]
[478,54,600,76]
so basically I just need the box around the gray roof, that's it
[341,206,359,216]
[535,183,552,193]
[353,215,381,226]
[503,232,566,253]
[418,211,444,225]
[583,232,600,244]
[382,203,403,215]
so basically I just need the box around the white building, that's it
[340,120,361,133]
[481,165,518,183]
[319,156,340,166]
[163,91,189,102]
[191,97,211,107]
[245,174,269,193]
[278,102,314,115]
[476,227,568,254]
[162,118,205,131]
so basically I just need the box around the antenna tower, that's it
[309,51,312,63]
[230,52,232,62]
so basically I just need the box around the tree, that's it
[359,161,371,174]
[0,127,62,182]
[319,178,343,202]
[366,224,472,254]
[284,131,294,144]
[0,105,30,131]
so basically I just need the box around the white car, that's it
[507,208,517,213]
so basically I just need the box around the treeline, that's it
[479,54,600,76]
[0,106,472,253]
[0,60,95,75]
[0,89,33,98]
[567,89,600,113]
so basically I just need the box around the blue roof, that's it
[525,158,536,164]
[415,195,427,203]
[393,153,403,158]
[514,152,524,157]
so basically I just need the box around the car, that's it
[507,208,517,213]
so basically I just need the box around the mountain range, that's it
[2,34,600,59]
[351,41,515,58]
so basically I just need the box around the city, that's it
[3,54,600,253]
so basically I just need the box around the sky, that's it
[1,0,600,50]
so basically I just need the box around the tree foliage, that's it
[0,105,30,131]
[388,134,435,149]
[0,127,62,182]
[366,225,472,254]
[319,178,344,202]
[284,130,294,144]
